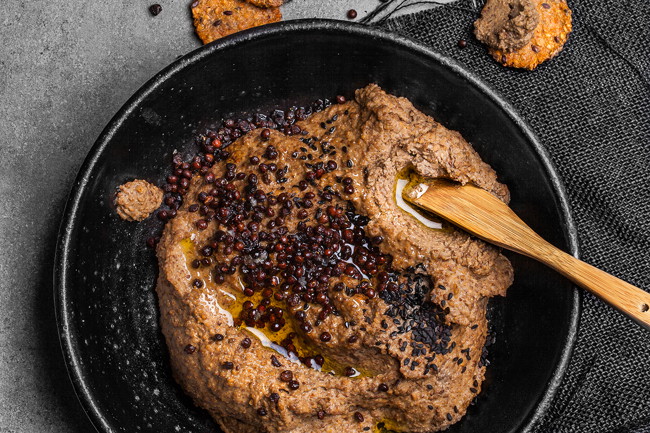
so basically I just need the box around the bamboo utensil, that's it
[403,180,650,330]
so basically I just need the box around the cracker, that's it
[490,0,572,70]
[191,0,282,45]
[246,0,284,7]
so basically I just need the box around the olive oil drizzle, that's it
[182,237,371,377]
[394,168,444,230]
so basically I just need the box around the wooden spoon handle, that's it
[532,242,650,330]
[405,181,650,330]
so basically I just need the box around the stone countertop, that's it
[0,1,435,432]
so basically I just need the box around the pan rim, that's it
[53,18,580,433]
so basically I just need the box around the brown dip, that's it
[155,85,513,432]
[115,179,163,221]
[474,0,539,52]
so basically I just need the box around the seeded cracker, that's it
[489,0,572,70]
[191,0,282,44]
[246,0,284,7]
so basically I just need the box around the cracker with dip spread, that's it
[474,0,572,70]
[191,0,282,44]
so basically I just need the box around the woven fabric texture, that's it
[382,1,650,432]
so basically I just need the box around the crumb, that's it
[150,4,163,16]
[115,180,163,221]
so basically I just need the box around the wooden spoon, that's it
[403,180,650,330]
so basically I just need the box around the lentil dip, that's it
[154,85,513,432]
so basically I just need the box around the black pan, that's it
[55,19,580,433]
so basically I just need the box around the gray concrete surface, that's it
[0,1,445,432]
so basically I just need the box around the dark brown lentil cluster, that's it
[229,199,392,330]
[380,274,454,375]
[149,98,337,230]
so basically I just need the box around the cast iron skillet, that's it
[55,19,580,433]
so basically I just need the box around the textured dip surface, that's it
[155,85,513,433]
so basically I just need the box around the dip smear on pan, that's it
[155,85,513,432]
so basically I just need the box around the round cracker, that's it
[490,0,572,70]
[192,0,282,45]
